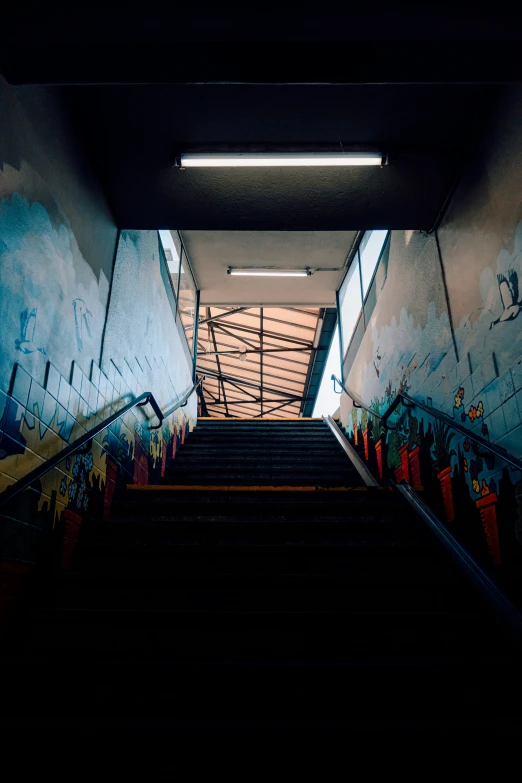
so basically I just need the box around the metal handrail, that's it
[0,376,204,508]
[331,374,522,473]
[150,375,205,428]
[395,482,522,638]
[331,374,384,421]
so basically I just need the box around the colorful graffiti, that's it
[0,179,110,392]
[0,186,195,623]
[343,219,522,569]
[0,358,193,558]
[0,76,197,621]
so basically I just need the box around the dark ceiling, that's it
[1,5,520,231]
[59,84,500,230]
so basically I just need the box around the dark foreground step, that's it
[43,570,483,612]
[2,655,520,728]
[73,545,474,584]
[117,487,400,516]
[23,605,503,662]
[83,517,434,548]
[167,458,353,468]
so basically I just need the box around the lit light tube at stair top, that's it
[178,152,384,167]
[227,267,312,277]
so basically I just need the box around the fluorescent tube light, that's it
[178,152,384,168]
[228,268,311,277]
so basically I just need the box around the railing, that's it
[150,376,204,428]
[332,374,522,473]
[395,481,522,638]
[331,375,384,423]
[0,376,204,508]
[331,374,522,637]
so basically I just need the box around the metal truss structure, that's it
[188,306,327,418]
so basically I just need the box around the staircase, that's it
[3,417,522,751]
[162,417,363,486]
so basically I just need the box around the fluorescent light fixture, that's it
[178,152,384,168]
[228,267,311,277]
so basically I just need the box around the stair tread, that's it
[8,415,519,732]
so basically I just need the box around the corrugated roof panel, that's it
[197,305,335,419]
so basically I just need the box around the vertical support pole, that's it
[175,243,183,320]
[358,248,366,330]
[336,287,345,386]
[260,307,264,418]
[192,288,200,383]
[209,308,229,417]
[434,230,460,364]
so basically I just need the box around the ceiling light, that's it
[177,152,384,168]
[227,268,312,277]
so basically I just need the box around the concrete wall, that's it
[341,85,522,566]
[102,229,196,422]
[0,78,195,581]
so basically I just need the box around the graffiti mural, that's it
[490,270,522,328]
[0,77,197,621]
[15,308,46,355]
[0,191,195,578]
[343,221,522,568]
[0,178,110,391]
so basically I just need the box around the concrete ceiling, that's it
[2,6,522,85]
[1,6,518,233]
[49,82,499,232]
[181,231,359,306]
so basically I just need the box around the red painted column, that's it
[476,493,501,564]
[374,439,383,479]
[437,466,454,523]
[61,509,82,570]
[103,454,118,520]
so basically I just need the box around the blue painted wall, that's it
[0,76,195,579]
[341,85,522,566]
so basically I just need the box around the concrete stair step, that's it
[93,517,431,545]
[2,657,520,728]
[117,487,399,514]
[44,573,481,613]
[72,546,467,583]
[171,449,351,468]
[162,470,359,482]
[24,606,498,662]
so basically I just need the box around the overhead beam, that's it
[198,307,250,326]
[197,347,320,356]
[202,369,305,399]
[206,398,304,406]
[212,320,313,347]
[225,308,317,333]
[255,400,299,417]
[199,356,306,386]
[223,377,259,401]
[212,323,259,350]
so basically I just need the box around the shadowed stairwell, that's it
[4,417,522,749]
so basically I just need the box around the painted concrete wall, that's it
[341,85,522,567]
[0,77,195,587]
[102,229,196,423]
